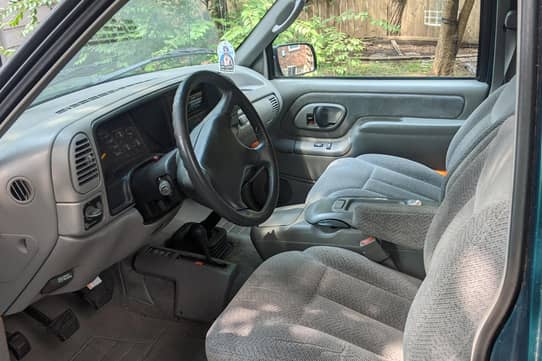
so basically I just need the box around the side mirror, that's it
[274,43,317,77]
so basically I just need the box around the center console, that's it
[251,196,439,279]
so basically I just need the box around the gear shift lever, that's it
[188,224,213,261]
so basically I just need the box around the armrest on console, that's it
[352,201,438,250]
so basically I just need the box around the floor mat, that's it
[71,337,154,361]
[5,287,209,361]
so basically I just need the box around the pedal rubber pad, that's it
[48,309,79,341]
[7,332,31,360]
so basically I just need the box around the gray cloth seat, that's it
[306,154,444,204]
[207,112,516,360]
[306,77,516,205]
[207,246,420,361]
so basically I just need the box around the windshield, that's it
[34,0,275,104]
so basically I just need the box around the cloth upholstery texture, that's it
[206,111,515,361]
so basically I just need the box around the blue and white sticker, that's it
[217,40,235,73]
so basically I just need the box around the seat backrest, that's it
[445,77,516,175]
[403,112,516,360]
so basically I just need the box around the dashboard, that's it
[0,65,282,315]
[94,85,219,215]
[94,92,176,215]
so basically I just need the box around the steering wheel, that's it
[172,71,279,226]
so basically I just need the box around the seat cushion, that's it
[206,247,421,361]
[306,154,444,205]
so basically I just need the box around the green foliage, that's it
[219,0,399,76]
[68,0,218,78]
[274,12,367,76]
[370,17,401,34]
[218,0,274,48]
[0,0,58,55]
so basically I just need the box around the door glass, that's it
[273,0,481,78]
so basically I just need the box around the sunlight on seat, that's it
[217,307,259,336]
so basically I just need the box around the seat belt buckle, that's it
[360,237,391,263]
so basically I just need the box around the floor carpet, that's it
[5,275,209,361]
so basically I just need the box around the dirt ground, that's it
[361,40,479,76]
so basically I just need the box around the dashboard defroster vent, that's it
[268,95,280,114]
[8,178,34,204]
[70,133,100,193]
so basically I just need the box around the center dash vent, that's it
[268,95,280,114]
[69,133,99,193]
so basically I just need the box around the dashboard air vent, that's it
[70,133,100,193]
[268,95,280,114]
[8,178,34,204]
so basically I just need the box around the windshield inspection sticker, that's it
[218,41,235,73]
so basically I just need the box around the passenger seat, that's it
[251,78,517,264]
[306,77,516,205]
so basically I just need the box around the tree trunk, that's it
[388,0,407,34]
[432,0,477,76]
[207,0,228,32]
[432,0,459,76]
[457,0,476,45]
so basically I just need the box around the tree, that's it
[0,0,58,55]
[206,0,228,32]
[388,0,407,34]
[432,0,476,75]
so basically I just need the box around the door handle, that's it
[313,106,335,128]
[294,103,346,130]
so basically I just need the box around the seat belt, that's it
[492,9,517,91]
[503,10,517,81]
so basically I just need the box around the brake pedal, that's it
[7,331,31,360]
[25,307,79,342]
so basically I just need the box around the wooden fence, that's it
[300,0,481,44]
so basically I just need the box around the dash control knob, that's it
[83,197,103,230]
[158,178,173,197]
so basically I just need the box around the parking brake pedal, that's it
[7,331,31,360]
[25,307,79,342]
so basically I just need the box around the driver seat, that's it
[206,112,515,360]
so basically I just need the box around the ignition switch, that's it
[158,178,173,197]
